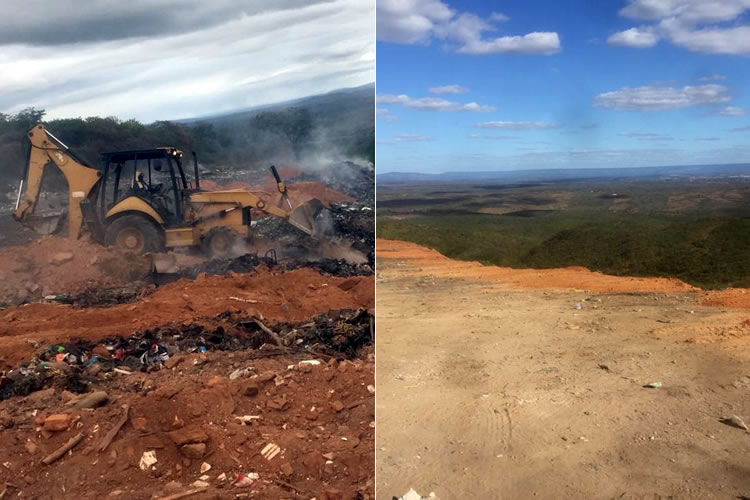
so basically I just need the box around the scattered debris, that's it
[261,443,282,461]
[235,415,261,425]
[139,450,157,471]
[720,415,749,431]
[644,382,663,389]
[0,309,372,401]
[42,432,85,465]
[233,472,259,488]
[96,405,129,453]
[395,488,439,500]
[71,390,109,409]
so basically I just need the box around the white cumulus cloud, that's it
[378,1,560,55]
[594,84,731,111]
[613,0,750,55]
[607,27,660,48]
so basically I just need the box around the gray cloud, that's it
[0,0,333,46]
[0,0,374,121]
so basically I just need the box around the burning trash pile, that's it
[253,201,375,266]
[287,160,374,204]
[0,308,372,401]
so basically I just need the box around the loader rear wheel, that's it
[105,215,164,255]
[202,227,239,258]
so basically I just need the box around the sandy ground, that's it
[376,239,750,499]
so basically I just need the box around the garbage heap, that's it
[0,308,372,401]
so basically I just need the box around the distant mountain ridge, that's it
[377,163,750,184]
[175,83,374,126]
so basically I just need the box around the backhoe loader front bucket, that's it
[18,211,66,235]
[287,200,323,236]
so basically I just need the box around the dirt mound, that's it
[377,239,697,294]
[0,268,374,369]
[0,236,151,306]
[699,288,750,308]
[0,349,373,499]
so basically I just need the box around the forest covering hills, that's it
[0,84,374,188]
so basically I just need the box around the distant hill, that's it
[177,83,374,127]
[0,84,374,188]
[377,164,750,185]
[178,83,374,167]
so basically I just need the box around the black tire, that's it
[202,227,240,258]
[105,214,165,254]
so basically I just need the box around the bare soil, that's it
[0,350,374,499]
[376,239,750,499]
[0,236,151,305]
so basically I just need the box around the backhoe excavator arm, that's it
[13,124,102,239]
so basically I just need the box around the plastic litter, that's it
[397,489,439,500]
[261,442,281,461]
[139,450,157,470]
[233,472,259,488]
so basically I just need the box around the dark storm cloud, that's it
[0,0,335,46]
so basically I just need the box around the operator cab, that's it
[99,148,191,225]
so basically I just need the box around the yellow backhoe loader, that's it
[13,124,320,258]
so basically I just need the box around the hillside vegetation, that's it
[0,85,374,187]
[377,181,750,289]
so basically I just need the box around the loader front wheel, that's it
[105,215,164,254]
[202,227,239,258]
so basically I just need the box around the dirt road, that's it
[376,239,750,499]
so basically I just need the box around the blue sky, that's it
[377,0,750,173]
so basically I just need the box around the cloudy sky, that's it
[0,0,374,122]
[377,0,750,173]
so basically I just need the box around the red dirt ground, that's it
[0,268,374,370]
[0,237,151,305]
[376,238,698,294]
[0,351,374,499]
